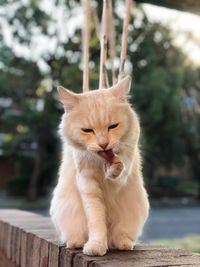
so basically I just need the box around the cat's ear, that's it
[57,86,80,112]
[109,76,131,101]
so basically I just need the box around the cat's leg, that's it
[110,224,138,250]
[109,214,142,250]
[64,196,88,249]
[50,187,88,249]
[77,171,108,256]
[109,188,149,250]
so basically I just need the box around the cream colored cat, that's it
[50,76,149,256]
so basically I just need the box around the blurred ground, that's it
[152,235,200,253]
[142,207,200,241]
[0,192,50,210]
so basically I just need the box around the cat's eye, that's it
[82,128,94,133]
[108,123,119,130]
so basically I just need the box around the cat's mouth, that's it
[98,149,114,163]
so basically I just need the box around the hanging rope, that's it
[118,0,132,81]
[92,0,110,88]
[82,0,91,92]
[99,0,109,89]
[108,0,117,85]
[81,0,132,91]
[91,0,100,40]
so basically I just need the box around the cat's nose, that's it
[99,142,109,150]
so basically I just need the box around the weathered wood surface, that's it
[0,209,199,267]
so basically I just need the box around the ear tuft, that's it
[57,86,68,101]
[57,86,80,112]
[109,76,131,101]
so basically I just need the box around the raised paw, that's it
[105,157,124,180]
[83,240,107,256]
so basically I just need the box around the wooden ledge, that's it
[0,209,199,267]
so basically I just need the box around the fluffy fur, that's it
[50,76,149,256]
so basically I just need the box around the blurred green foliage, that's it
[0,0,200,200]
[153,235,200,253]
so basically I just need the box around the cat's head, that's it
[58,76,140,156]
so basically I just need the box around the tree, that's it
[181,66,200,198]
[0,0,59,200]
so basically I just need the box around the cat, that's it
[50,76,149,256]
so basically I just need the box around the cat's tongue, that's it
[98,149,114,163]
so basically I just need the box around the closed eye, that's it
[82,128,94,133]
[108,123,119,130]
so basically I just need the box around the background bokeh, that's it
[0,0,199,252]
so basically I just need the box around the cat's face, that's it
[58,77,139,156]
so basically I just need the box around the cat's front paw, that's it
[67,239,85,249]
[112,236,135,250]
[105,157,124,180]
[83,240,107,256]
